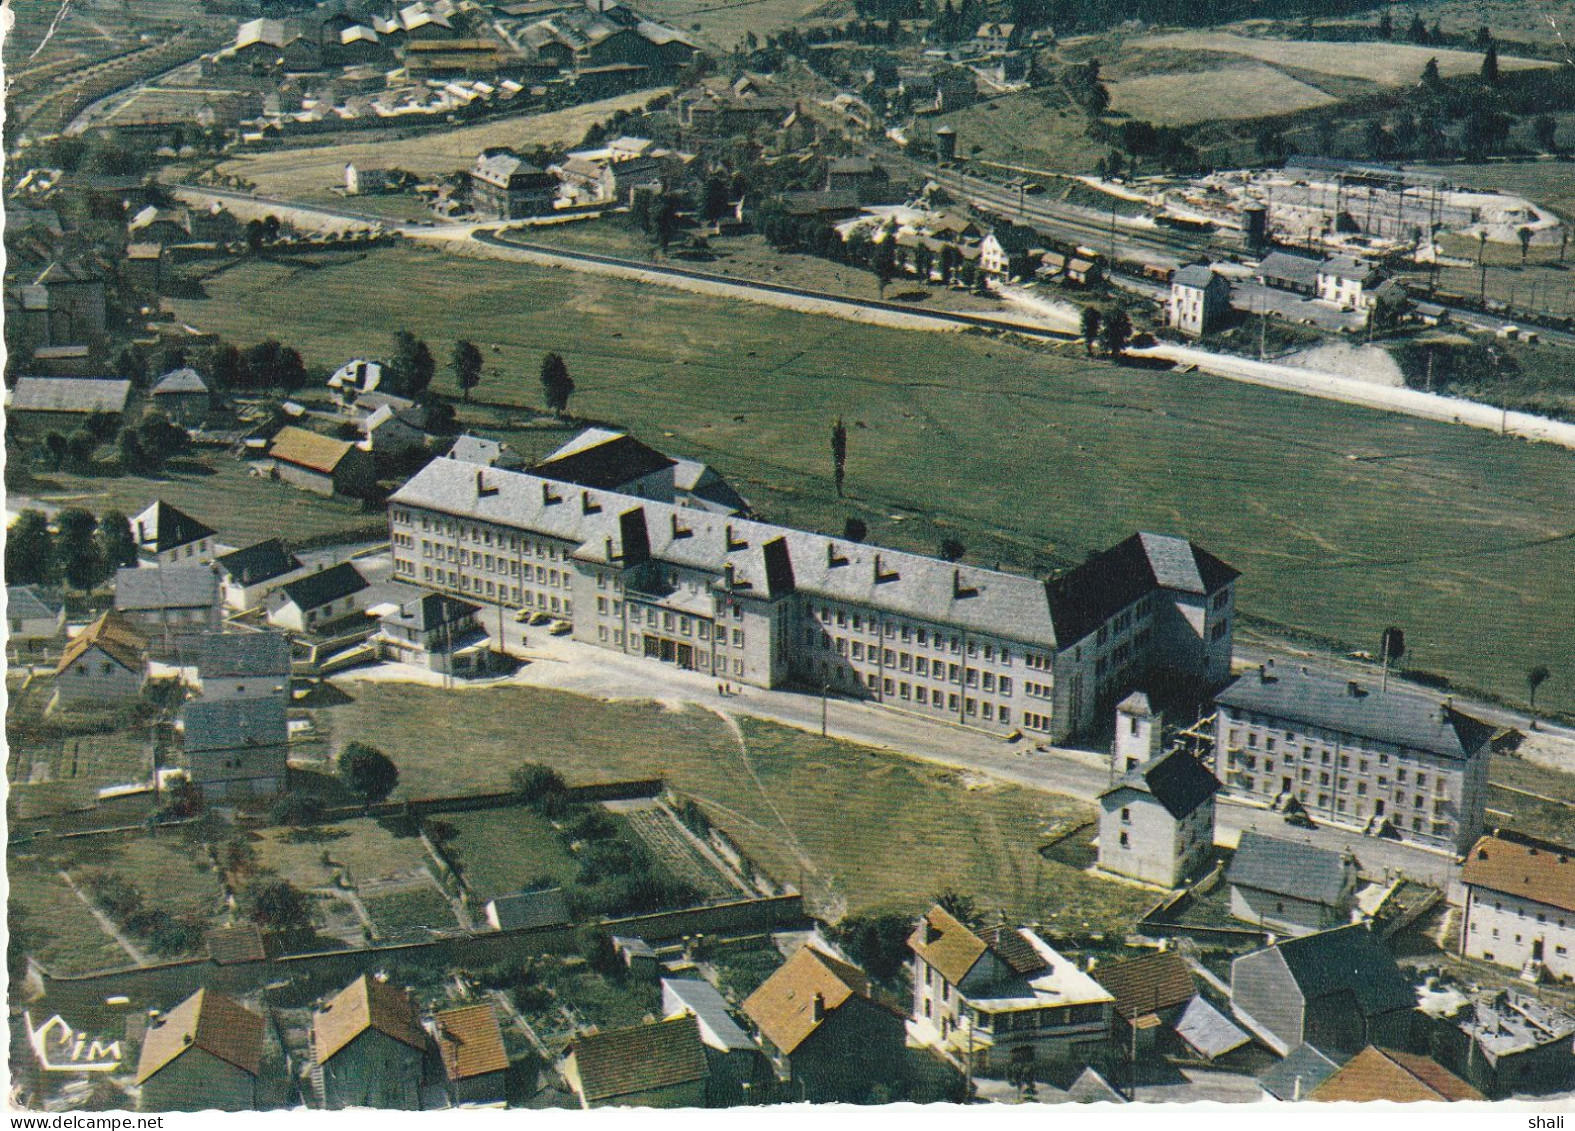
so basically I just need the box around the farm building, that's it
[327,359,384,402]
[52,612,148,707]
[470,148,556,220]
[266,426,376,498]
[133,500,217,566]
[1429,986,1575,1098]
[215,539,304,611]
[1225,830,1358,936]
[265,562,370,632]
[744,945,906,1103]
[6,377,131,436]
[182,694,289,800]
[7,585,66,644]
[562,1014,710,1109]
[432,1003,508,1107]
[314,975,429,1110]
[149,368,212,427]
[1091,949,1202,1059]
[113,566,222,659]
[135,990,266,1112]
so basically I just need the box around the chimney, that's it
[605,537,618,562]
[582,491,601,515]
[723,563,735,590]
[812,993,825,1021]
[1347,680,1363,698]
[1292,1076,1302,1103]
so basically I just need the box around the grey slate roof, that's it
[277,562,368,612]
[9,377,132,414]
[488,887,571,931]
[151,368,209,395]
[392,458,1236,651]
[1256,251,1321,288]
[1227,830,1352,906]
[447,433,525,469]
[1270,924,1413,1018]
[216,539,302,587]
[1216,664,1495,761]
[1319,255,1377,282]
[1173,994,1250,1059]
[382,592,480,631]
[1100,745,1220,819]
[1172,265,1220,290]
[660,978,756,1052]
[198,630,291,680]
[114,566,219,611]
[183,694,288,753]
[1065,1065,1126,1103]
[1259,1043,1345,1100]
[8,585,63,621]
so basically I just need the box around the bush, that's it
[570,809,617,842]
[271,795,326,827]
[576,838,648,885]
[511,763,567,805]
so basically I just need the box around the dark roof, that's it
[1216,665,1495,761]
[532,432,676,490]
[977,924,1050,976]
[183,695,288,754]
[1257,251,1321,287]
[488,887,571,931]
[568,1015,708,1104]
[206,923,268,965]
[151,367,209,395]
[216,539,302,587]
[114,565,219,611]
[9,377,132,414]
[1101,746,1221,819]
[780,190,861,216]
[1093,950,1196,1020]
[1227,830,1353,906]
[134,500,215,553]
[1271,925,1413,1018]
[1172,264,1221,289]
[8,585,63,621]
[197,630,291,680]
[277,562,368,612]
[1048,532,1238,644]
[1259,1043,1346,1100]
[383,592,481,632]
[986,222,1040,253]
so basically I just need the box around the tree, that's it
[702,172,731,221]
[1480,43,1500,85]
[1534,115,1560,155]
[1519,226,1534,264]
[98,510,139,571]
[452,339,484,402]
[511,762,567,805]
[242,340,306,391]
[43,431,68,470]
[939,538,965,562]
[55,508,105,592]
[66,429,97,469]
[1421,56,1441,88]
[934,888,977,925]
[1407,13,1427,43]
[6,510,54,585]
[206,342,246,390]
[1377,11,1392,39]
[1080,306,1102,355]
[271,795,325,826]
[1101,305,1132,360]
[871,238,898,297]
[540,352,575,416]
[1475,26,1494,50]
[1528,665,1552,709]
[831,417,848,497]
[339,741,399,806]
[244,877,314,935]
[391,330,435,397]
[835,912,914,982]
[843,516,867,542]
[118,429,147,474]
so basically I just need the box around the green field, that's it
[313,681,1155,927]
[361,885,458,939]
[1108,64,1338,126]
[170,241,1575,714]
[436,806,579,900]
[1133,32,1554,86]
[930,91,1110,175]
[7,856,132,975]
[253,820,435,889]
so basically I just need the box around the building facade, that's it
[1169,266,1231,337]
[388,457,1238,740]
[1461,833,1575,981]
[1213,662,1494,852]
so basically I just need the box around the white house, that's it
[133,500,217,566]
[327,359,383,404]
[1169,265,1231,337]
[907,904,1114,1075]
[1317,256,1382,312]
[1461,832,1575,981]
[1097,746,1220,889]
[265,562,370,632]
[52,612,147,707]
[196,630,291,701]
[215,540,304,612]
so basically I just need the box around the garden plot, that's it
[611,800,752,902]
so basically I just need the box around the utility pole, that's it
[821,683,829,738]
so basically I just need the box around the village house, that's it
[562,1014,710,1108]
[327,359,384,403]
[123,244,169,299]
[265,562,370,633]
[1428,985,1575,1098]
[128,206,192,245]
[216,540,305,611]
[113,566,222,659]
[1307,1046,1482,1102]
[360,402,432,460]
[447,433,526,470]
[182,694,289,800]
[133,500,217,566]
[1225,831,1359,936]
[7,585,66,645]
[1460,831,1575,981]
[979,223,1042,281]
[52,611,148,707]
[196,630,291,702]
[1229,924,1414,1057]
[907,905,1115,1076]
[1317,256,1383,312]
[377,592,488,674]
[1257,1043,1348,1101]
[314,975,429,1110]
[6,377,131,437]
[30,261,108,344]
[483,886,571,932]
[1256,251,1321,297]
[149,368,212,428]
[661,978,771,1107]
[471,148,556,220]
[431,1003,508,1107]
[1213,661,1495,853]
[1091,949,1249,1064]
[743,945,906,1103]
[135,990,266,1112]
[1097,693,1219,888]
[266,426,377,498]
[1169,265,1232,337]
[388,456,1238,741]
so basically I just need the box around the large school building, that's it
[388,444,1238,740]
